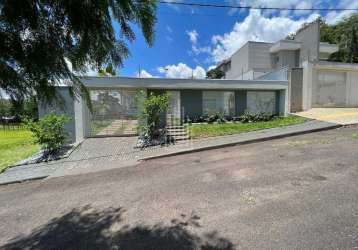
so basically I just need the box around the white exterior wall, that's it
[302,61,358,110]
[225,43,250,79]
[248,42,274,70]
[74,95,91,142]
[302,61,313,110]
[348,72,358,106]
[225,42,273,79]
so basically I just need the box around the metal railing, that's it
[0,117,23,130]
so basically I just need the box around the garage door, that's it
[313,71,347,107]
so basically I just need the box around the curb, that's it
[141,123,341,161]
[0,175,48,186]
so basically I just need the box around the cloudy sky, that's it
[110,0,358,78]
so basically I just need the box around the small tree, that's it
[98,64,117,76]
[206,68,224,79]
[138,92,170,139]
[26,112,70,153]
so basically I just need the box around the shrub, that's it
[137,92,170,139]
[184,114,229,124]
[239,110,274,123]
[184,115,192,124]
[25,112,70,153]
[206,114,218,124]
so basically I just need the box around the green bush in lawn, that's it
[137,92,170,139]
[25,112,70,153]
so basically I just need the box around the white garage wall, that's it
[348,72,358,106]
[313,71,347,107]
[302,61,358,110]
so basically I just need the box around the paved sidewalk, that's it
[0,120,339,185]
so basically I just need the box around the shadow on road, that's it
[2,205,235,250]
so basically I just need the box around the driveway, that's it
[297,108,358,125]
[0,126,358,249]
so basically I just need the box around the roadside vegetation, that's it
[188,115,307,139]
[25,113,70,154]
[0,128,40,172]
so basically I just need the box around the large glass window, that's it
[203,91,235,115]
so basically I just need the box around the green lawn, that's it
[188,115,308,139]
[0,128,40,173]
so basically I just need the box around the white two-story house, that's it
[215,21,358,112]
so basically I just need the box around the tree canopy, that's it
[0,0,157,103]
[320,15,358,63]
[206,68,224,79]
[98,64,117,77]
[286,15,358,63]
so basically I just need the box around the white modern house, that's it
[39,21,358,143]
[39,77,289,143]
[215,21,358,112]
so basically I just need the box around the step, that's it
[167,132,188,136]
[170,135,190,141]
[166,128,186,132]
[166,126,184,129]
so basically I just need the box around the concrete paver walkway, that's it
[297,108,358,125]
[0,120,339,185]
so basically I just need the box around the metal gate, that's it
[89,89,138,136]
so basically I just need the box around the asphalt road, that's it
[1,126,358,249]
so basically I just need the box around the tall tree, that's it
[0,0,157,103]
[348,27,358,63]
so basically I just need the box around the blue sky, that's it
[111,0,357,78]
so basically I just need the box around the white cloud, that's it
[294,1,313,16]
[192,45,211,55]
[186,30,198,44]
[210,9,319,62]
[137,70,155,78]
[163,0,183,11]
[158,63,206,79]
[186,29,211,56]
[166,25,173,33]
[207,65,217,71]
[165,35,173,43]
[325,1,358,25]
[84,67,98,76]
[0,89,10,99]
[225,0,317,16]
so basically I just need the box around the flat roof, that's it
[79,76,288,90]
[270,40,302,53]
